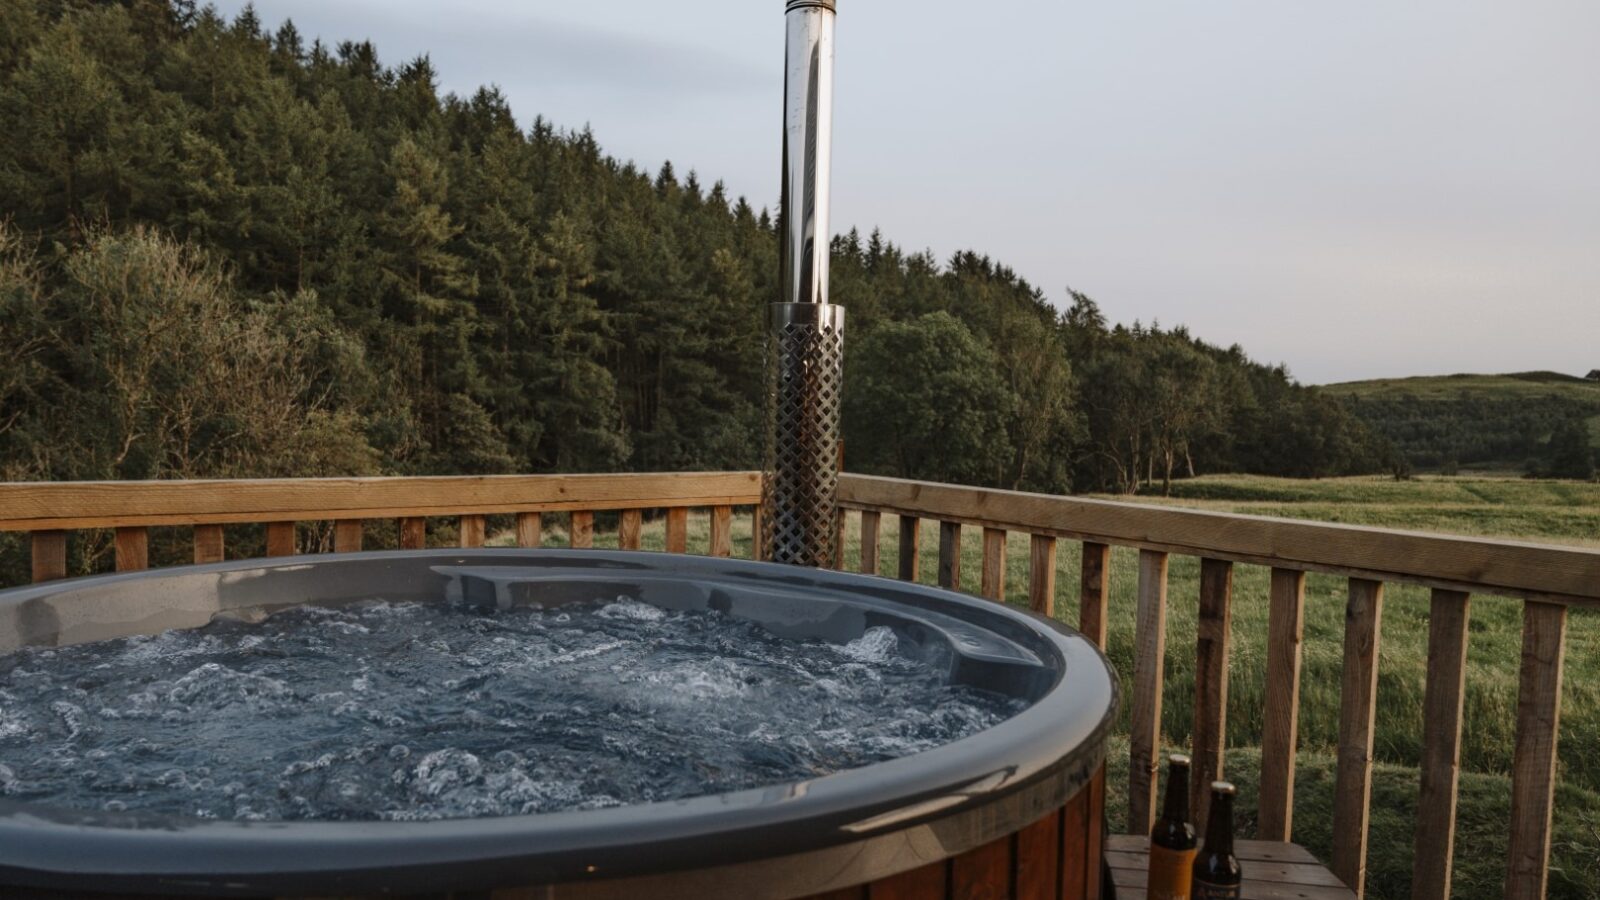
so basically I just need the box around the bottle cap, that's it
[1168,753,1192,767]
[1210,780,1236,795]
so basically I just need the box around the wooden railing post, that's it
[516,512,541,548]
[1258,567,1306,841]
[458,515,486,548]
[938,520,961,590]
[31,530,67,583]
[266,522,296,556]
[1029,534,1057,617]
[1413,589,1470,900]
[898,515,920,582]
[333,520,363,554]
[859,510,881,575]
[1192,558,1233,831]
[980,528,1006,601]
[665,508,688,554]
[1078,542,1110,648]
[619,510,643,551]
[398,517,425,550]
[115,526,148,571]
[1333,578,1385,897]
[1505,601,1567,900]
[710,506,733,558]
[569,511,594,549]
[193,524,224,564]
[1128,549,1169,835]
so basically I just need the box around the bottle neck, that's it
[1202,790,1234,854]
[1162,764,1190,822]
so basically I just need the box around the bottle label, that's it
[1145,844,1197,900]
[1191,877,1242,900]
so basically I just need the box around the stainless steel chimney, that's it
[761,0,843,567]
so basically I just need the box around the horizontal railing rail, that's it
[836,473,1595,900]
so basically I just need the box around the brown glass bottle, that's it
[1146,753,1197,900]
[1191,781,1242,900]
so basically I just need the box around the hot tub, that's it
[0,550,1115,898]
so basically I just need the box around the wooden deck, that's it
[1106,834,1355,900]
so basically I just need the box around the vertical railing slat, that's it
[458,515,486,548]
[398,517,426,550]
[1505,601,1567,900]
[266,522,296,556]
[569,511,594,549]
[618,510,642,550]
[1192,558,1233,831]
[898,515,920,582]
[665,508,688,554]
[980,528,1006,601]
[1258,567,1307,841]
[710,506,733,558]
[859,510,881,575]
[193,524,224,565]
[516,513,541,548]
[115,526,148,572]
[1128,549,1169,834]
[1078,541,1111,648]
[334,520,363,554]
[1028,534,1056,617]
[31,530,67,583]
[1333,578,1385,897]
[1413,589,1471,900]
[938,520,961,590]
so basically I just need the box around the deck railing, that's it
[1,470,1594,900]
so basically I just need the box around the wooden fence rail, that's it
[1,470,1594,900]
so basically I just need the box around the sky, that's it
[214,0,1600,384]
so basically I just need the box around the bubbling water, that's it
[0,597,1023,821]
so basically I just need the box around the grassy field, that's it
[516,474,1600,899]
[1326,370,1600,402]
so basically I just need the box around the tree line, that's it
[0,0,1392,505]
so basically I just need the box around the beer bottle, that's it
[1146,753,1197,900]
[1192,781,1242,900]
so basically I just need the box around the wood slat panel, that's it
[1505,601,1567,900]
[1086,766,1106,900]
[837,474,1600,604]
[1332,579,1384,897]
[1079,542,1111,648]
[1259,567,1306,841]
[666,508,688,554]
[1060,779,1091,900]
[31,530,67,583]
[459,515,486,549]
[0,472,763,532]
[398,517,425,550]
[980,528,1005,601]
[950,835,1009,900]
[1029,534,1056,617]
[266,522,296,556]
[836,509,848,571]
[1128,549,1168,835]
[193,524,224,564]
[938,520,961,590]
[516,512,541,548]
[1413,590,1470,900]
[1014,811,1059,900]
[710,506,733,558]
[115,526,148,572]
[898,515,920,582]
[860,510,881,575]
[1193,558,1233,830]
[333,519,363,554]
[867,860,946,900]
[619,510,643,551]
[570,512,594,549]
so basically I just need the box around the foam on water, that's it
[0,596,1023,821]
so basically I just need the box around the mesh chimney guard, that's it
[761,0,844,567]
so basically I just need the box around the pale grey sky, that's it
[216,0,1600,384]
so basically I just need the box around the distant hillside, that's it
[1325,372,1600,473]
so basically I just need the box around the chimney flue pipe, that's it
[761,0,844,568]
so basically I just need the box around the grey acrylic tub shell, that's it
[0,550,1116,897]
